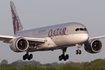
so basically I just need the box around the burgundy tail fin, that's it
[10,1,24,34]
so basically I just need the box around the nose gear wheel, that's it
[76,50,81,54]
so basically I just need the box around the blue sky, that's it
[0,0,105,64]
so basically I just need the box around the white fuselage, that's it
[14,22,89,52]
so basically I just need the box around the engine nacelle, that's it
[84,39,103,53]
[10,37,29,52]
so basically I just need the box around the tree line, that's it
[0,59,105,70]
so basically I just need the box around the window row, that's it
[75,28,87,31]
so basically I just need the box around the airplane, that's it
[0,1,104,61]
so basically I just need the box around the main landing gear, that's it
[59,48,69,61]
[58,44,83,61]
[23,51,33,60]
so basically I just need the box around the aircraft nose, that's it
[81,34,89,42]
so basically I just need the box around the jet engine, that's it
[84,39,103,53]
[10,37,29,52]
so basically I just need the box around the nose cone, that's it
[81,34,89,42]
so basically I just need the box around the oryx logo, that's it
[11,5,23,34]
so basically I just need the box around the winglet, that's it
[10,1,24,34]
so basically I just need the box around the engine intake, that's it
[10,37,29,52]
[84,39,103,53]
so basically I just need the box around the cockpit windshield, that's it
[75,28,87,31]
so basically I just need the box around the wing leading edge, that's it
[0,35,45,44]
[89,35,105,40]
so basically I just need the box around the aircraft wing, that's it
[0,35,15,43]
[0,35,46,44]
[89,35,105,40]
[24,37,46,44]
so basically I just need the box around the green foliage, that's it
[1,59,105,70]
[1,59,8,65]
[89,59,105,68]
[10,59,41,67]
[57,65,82,70]
[90,59,102,64]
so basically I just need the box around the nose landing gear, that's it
[76,44,83,55]
[76,49,81,54]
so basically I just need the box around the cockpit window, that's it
[75,28,79,31]
[84,28,87,31]
[80,28,84,31]
[75,28,87,31]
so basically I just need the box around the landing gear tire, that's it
[59,54,69,61]
[59,56,62,61]
[59,54,64,61]
[65,54,69,59]
[63,54,69,61]
[59,48,69,61]
[23,55,26,60]
[23,53,33,60]
[30,54,33,59]
[78,50,81,54]
[63,56,67,61]
[76,50,78,54]
[28,55,31,60]
[76,50,81,55]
